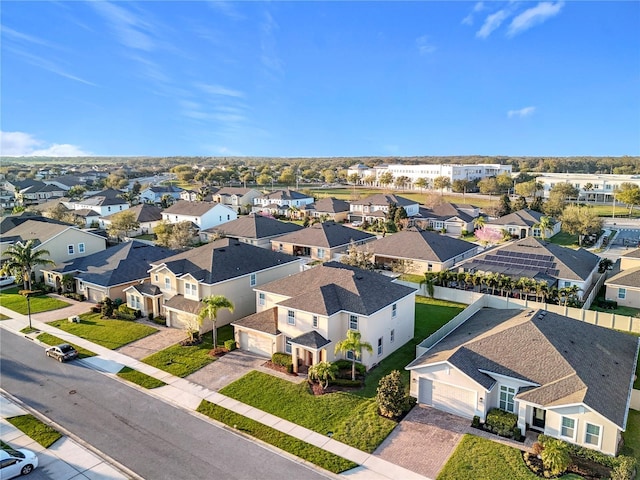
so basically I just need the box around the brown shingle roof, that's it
[203,214,303,239]
[164,294,201,315]
[232,307,279,335]
[606,266,640,288]
[488,209,555,227]
[274,221,375,249]
[162,200,220,217]
[350,193,417,208]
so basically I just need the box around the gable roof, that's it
[203,214,303,239]
[407,308,638,429]
[144,185,182,194]
[488,209,554,227]
[274,221,376,248]
[308,197,350,213]
[605,266,640,289]
[351,193,417,208]
[622,248,640,259]
[0,214,71,235]
[259,189,312,201]
[215,187,258,196]
[369,228,477,262]
[461,236,599,281]
[79,189,128,207]
[151,237,298,284]
[1,219,75,246]
[162,200,221,217]
[256,261,415,316]
[232,307,280,335]
[101,203,163,223]
[419,203,475,223]
[51,241,177,287]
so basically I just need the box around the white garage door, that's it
[419,378,476,418]
[87,288,104,303]
[239,331,271,357]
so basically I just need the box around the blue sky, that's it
[1,1,638,158]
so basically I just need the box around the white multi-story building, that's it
[535,173,640,202]
[347,163,512,190]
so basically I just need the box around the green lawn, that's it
[36,332,96,358]
[220,370,396,452]
[117,366,167,389]
[6,415,62,448]
[620,409,640,464]
[354,296,466,398]
[437,434,581,480]
[47,313,158,349]
[398,273,425,284]
[0,287,70,314]
[197,401,357,474]
[548,231,580,248]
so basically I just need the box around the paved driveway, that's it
[117,327,185,360]
[185,350,268,391]
[374,405,469,479]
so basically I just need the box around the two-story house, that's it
[232,262,416,372]
[123,238,300,332]
[485,209,561,239]
[199,213,304,248]
[139,185,183,204]
[160,200,238,231]
[348,194,419,224]
[253,189,315,216]
[212,187,262,214]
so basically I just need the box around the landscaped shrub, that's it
[224,339,236,351]
[115,304,136,320]
[148,312,154,321]
[101,298,114,317]
[333,359,365,378]
[376,370,413,419]
[331,378,362,388]
[538,434,619,469]
[531,441,544,456]
[540,439,571,476]
[91,304,102,313]
[471,415,480,428]
[272,353,293,373]
[611,456,636,480]
[484,408,518,438]
[152,314,166,326]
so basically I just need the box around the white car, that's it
[0,276,15,287]
[0,446,38,478]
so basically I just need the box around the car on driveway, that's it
[0,276,15,287]
[0,445,38,478]
[45,343,79,362]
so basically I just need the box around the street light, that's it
[20,289,39,330]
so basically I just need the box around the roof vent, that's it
[356,275,363,280]
[218,248,225,252]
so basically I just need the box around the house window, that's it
[78,281,84,291]
[392,303,397,318]
[164,277,171,289]
[312,315,318,328]
[79,243,85,253]
[250,273,256,287]
[585,423,601,446]
[561,417,576,439]
[287,310,295,325]
[185,282,197,298]
[428,263,433,272]
[317,248,325,259]
[349,315,358,330]
[47,273,53,284]
[285,337,292,354]
[108,206,111,212]
[499,386,516,413]
[619,288,627,299]
[390,329,395,343]
[346,350,354,360]
[377,337,383,356]
[68,244,75,255]
[259,292,265,306]
[533,228,541,237]
[154,274,159,282]
[227,214,230,220]
[564,281,571,288]
[278,243,283,252]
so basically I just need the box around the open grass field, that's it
[47,313,158,349]
[0,287,70,314]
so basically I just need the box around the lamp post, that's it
[20,289,38,330]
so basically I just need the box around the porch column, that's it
[312,350,319,366]
[292,347,299,373]
[517,402,527,436]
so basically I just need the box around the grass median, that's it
[6,414,62,448]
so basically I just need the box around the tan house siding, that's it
[606,284,640,308]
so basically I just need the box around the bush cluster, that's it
[483,408,520,439]
[224,339,237,351]
[333,359,366,378]
[63,292,86,301]
[272,353,293,373]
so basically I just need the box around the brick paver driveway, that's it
[374,405,469,479]
[186,350,267,391]
[117,326,185,360]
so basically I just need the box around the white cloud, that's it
[476,9,510,39]
[507,106,536,118]
[91,1,156,51]
[507,2,564,37]
[416,35,436,55]
[0,131,90,157]
[206,1,245,20]
[196,83,245,98]
[462,2,486,25]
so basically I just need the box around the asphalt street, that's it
[0,330,329,480]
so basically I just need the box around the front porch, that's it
[289,330,331,374]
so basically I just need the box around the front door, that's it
[532,407,546,430]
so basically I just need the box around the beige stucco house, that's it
[407,308,638,456]
[605,248,640,308]
[232,262,416,372]
[199,214,303,248]
[485,209,560,239]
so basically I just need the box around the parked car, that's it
[0,276,15,287]
[45,344,79,362]
[0,445,38,478]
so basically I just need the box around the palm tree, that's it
[0,240,55,290]
[334,330,373,381]
[473,215,486,231]
[535,215,553,240]
[308,361,338,390]
[198,295,234,347]
[420,273,436,298]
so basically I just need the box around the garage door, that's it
[239,330,271,357]
[419,379,476,418]
[87,288,104,303]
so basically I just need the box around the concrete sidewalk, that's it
[0,301,431,480]
[0,393,134,480]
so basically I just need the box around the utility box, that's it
[68,315,80,323]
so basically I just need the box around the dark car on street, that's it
[45,343,79,362]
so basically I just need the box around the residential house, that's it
[100,203,163,236]
[161,200,238,231]
[348,194,419,224]
[212,187,262,214]
[485,209,561,239]
[13,181,66,206]
[271,221,376,261]
[69,188,130,220]
[180,188,218,202]
[253,189,315,216]
[367,228,479,274]
[233,262,416,371]
[125,238,300,331]
[200,213,303,248]
[407,308,638,456]
[0,218,106,282]
[302,197,351,223]
[415,202,480,236]
[41,241,176,302]
[459,236,600,300]
[44,175,87,191]
[605,248,640,308]
[140,185,183,204]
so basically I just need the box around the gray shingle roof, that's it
[130,283,162,296]
[622,248,640,259]
[368,228,477,263]
[203,214,303,239]
[488,209,555,227]
[309,197,350,214]
[257,262,416,316]
[215,187,257,196]
[0,214,71,235]
[162,200,220,216]
[605,266,640,288]
[461,236,599,281]
[274,221,376,248]
[101,203,163,223]
[407,308,638,428]
[53,241,177,287]
[419,203,475,223]
[260,189,312,201]
[291,330,331,349]
[350,194,417,208]
[2,219,72,244]
[81,189,128,207]
[232,307,279,335]
[164,294,201,314]
[152,237,299,284]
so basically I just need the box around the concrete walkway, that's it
[0,300,430,480]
